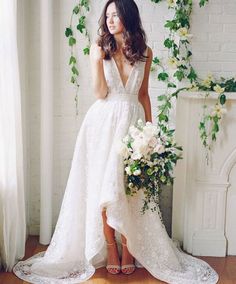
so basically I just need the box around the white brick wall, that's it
[17,0,236,235]
[191,0,236,79]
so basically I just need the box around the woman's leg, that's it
[102,210,120,273]
[121,234,135,274]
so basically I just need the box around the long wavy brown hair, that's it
[97,0,147,64]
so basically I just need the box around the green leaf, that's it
[187,67,197,82]
[152,57,160,64]
[72,66,79,76]
[83,47,90,55]
[158,95,167,101]
[69,37,76,46]
[164,38,174,49]
[77,24,85,33]
[65,27,73,37]
[213,123,219,133]
[158,72,169,81]
[199,0,209,7]
[173,70,184,81]
[167,82,177,88]
[73,6,80,14]
[159,114,168,122]
[71,76,75,84]
[69,56,76,65]
[219,94,226,105]
[187,50,192,58]
[213,116,219,123]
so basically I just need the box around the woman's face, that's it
[106,2,124,35]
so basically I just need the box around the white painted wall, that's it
[17,0,236,235]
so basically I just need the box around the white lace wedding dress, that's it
[13,54,219,284]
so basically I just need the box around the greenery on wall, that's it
[65,0,236,154]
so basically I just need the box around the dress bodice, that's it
[103,56,146,101]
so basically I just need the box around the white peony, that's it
[154,144,165,154]
[129,125,141,139]
[148,137,158,148]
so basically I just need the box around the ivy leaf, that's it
[164,38,174,49]
[69,56,76,65]
[187,67,197,82]
[69,37,76,46]
[83,47,90,55]
[158,72,169,81]
[77,24,85,33]
[65,27,73,37]
[213,123,219,133]
[164,20,177,30]
[152,57,160,64]
[73,6,80,14]
[72,66,79,76]
[187,50,192,58]
[168,82,177,88]
[174,70,184,81]
[219,94,226,105]
[199,0,209,7]
[71,76,75,84]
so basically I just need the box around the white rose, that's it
[125,166,132,175]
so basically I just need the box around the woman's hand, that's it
[90,43,105,62]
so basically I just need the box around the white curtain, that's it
[0,0,26,271]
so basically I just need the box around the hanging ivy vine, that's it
[65,0,91,113]
[65,0,236,154]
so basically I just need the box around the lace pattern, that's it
[13,54,218,284]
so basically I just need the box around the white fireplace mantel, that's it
[172,91,236,257]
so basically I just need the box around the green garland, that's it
[65,0,90,113]
[65,0,236,153]
[150,0,236,153]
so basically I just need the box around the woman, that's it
[13,0,219,283]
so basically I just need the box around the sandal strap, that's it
[121,264,135,269]
[106,264,120,269]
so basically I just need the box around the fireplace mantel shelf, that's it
[179,91,236,100]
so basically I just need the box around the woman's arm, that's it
[90,43,108,99]
[138,47,153,123]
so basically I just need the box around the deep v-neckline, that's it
[111,57,135,90]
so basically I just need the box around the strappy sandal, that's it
[121,243,136,275]
[106,241,121,274]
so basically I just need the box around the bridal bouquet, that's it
[119,119,182,214]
